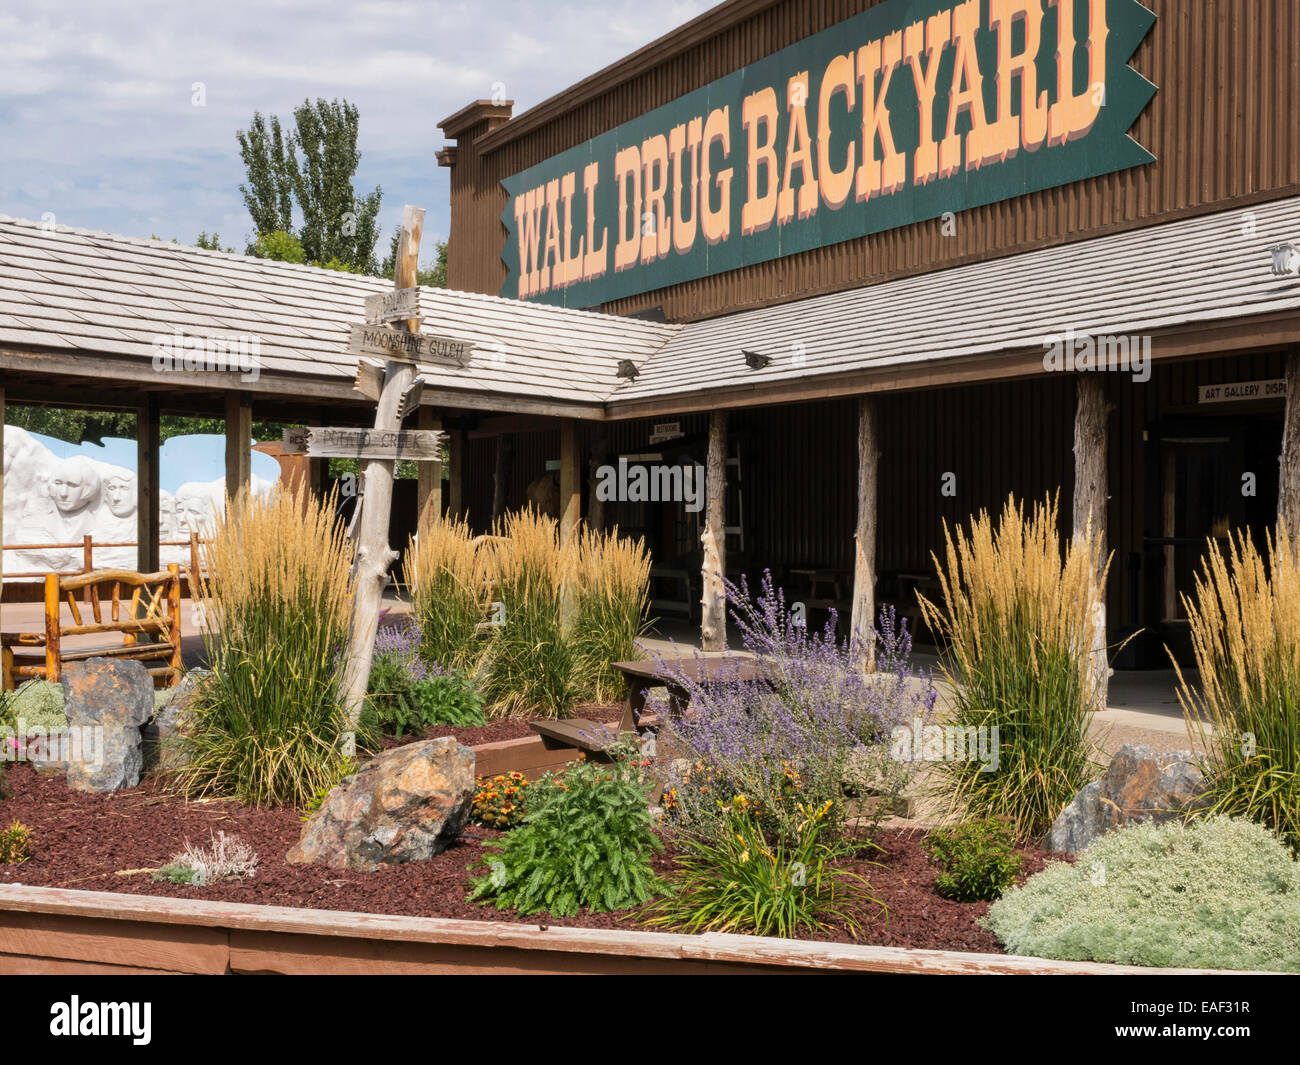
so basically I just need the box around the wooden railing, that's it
[1,533,204,582]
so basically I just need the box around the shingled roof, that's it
[2,195,1299,420]
[0,216,678,415]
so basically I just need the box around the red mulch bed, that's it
[377,702,625,749]
[0,762,1062,953]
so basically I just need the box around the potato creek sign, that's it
[501,0,1157,307]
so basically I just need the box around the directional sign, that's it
[307,427,445,461]
[348,323,471,366]
[281,426,310,454]
[353,357,385,401]
[364,287,420,325]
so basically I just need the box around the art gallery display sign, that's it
[501,0,1158,307]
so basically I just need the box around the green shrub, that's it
[5,680,68,733]
[0,819,31,863]
[924,817,1023,901]
[984,817,1300,972]
[1176,528,1300,851]
[469,744,663,916]
[919,495,1106,839]
[366,624,486,738]
[647,800,882,939]
[174,489,354,807]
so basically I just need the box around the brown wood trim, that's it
[0,886,1271,975]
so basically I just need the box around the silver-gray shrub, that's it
[984,816,1300,972]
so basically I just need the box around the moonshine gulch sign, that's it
[501,0,1157,307]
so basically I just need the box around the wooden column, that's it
[490,434,514,523]
[700,410,728,651]
[850,396,880,670]
[1279,351,1300,537]
[447,429,465,518]
[586,421,608,532]
[1072,375,1110,713]
[559,419,580,545]
[416,406,443,529]
[136,395,161,573]
[224,392,252,496]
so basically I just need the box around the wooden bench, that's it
[527,655,775,758]
[1,565,184,690]
[610,654,771,734]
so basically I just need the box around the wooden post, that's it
[337,205,425,755]
[136,395,160,574]
[43,573,60,683]
[850,396,880,670]
[1279,351,1300,537]
[447,429,465,518]
[490,434,513,523]
[224,392,252,497]
[166,563,183,683]
[416,406,443,529]
[586,422,608,532]
[700,410,728,652]
[559,419,580,545]
[1073,375,1110,713]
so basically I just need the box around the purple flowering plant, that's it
[656,571,936,843]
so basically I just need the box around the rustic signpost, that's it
[347,323,471,366]
[306,426,442,462]
[364,287,420,326]
[335,205,451,755]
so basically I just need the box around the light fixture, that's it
[1271,242,1300,277]
[743,348,770,370]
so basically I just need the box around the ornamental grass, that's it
[173,487,354,807]
[919,494,1107,840]
[1175,525,1300,851]
[403,515,485,670]
[405,509,650,718]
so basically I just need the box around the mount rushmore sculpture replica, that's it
[3,425,273,578]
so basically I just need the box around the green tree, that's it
[195,232,234,253]
[252,230,307,264]
[236,99,382,273]
[236,112,295,242]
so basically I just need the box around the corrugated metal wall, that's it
[446,0,1300,321]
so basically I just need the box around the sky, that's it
[0,0,715,267]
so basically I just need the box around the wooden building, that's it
[3,0,1300,682]
[434,0,1300,672]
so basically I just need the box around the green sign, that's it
[501,0,1157,307]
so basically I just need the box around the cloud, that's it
[0,0,717,266]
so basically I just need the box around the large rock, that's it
[1048,744,1207,854]
[287,738,475,871]
[143,669,211,771]
[61,658,156,793]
